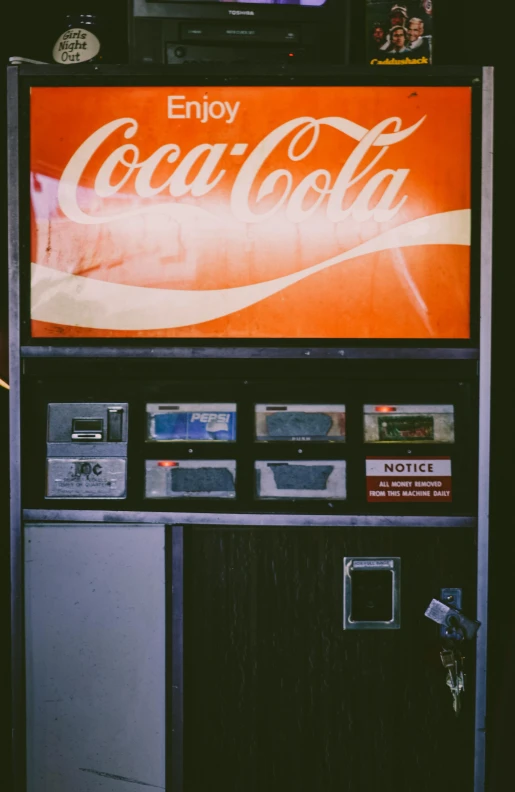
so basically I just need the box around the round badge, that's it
[52,28,101,64]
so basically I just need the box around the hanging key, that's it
[440,648,456,671]
[440,646,465,715]
[457,653,466,713]
[426,596,477,717]
[440,647,458,711]
[447,650,465,716]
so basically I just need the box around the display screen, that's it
[157,0,327,4]
[72,418,103,432]
[30,85,472,339]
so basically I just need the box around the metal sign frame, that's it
[21,65,482,349]
[8,64,493,792]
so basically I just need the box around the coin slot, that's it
[71,418,103,441]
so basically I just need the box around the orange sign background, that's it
[30,86,472,338]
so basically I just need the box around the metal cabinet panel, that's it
[24,523,165,792]
[184,525,477,792]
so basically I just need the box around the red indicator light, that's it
[375,406,397,412]
[157,461,179,467]
[288,53,294,57]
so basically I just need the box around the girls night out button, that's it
[366,457,452,502]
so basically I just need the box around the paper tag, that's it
[353,559,394,570]
[424,598,451,625]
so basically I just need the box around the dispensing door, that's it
[179,521,477,792]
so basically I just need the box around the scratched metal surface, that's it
[24,524,166,792]
[184,526,476,792]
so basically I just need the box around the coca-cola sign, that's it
[30,86,472,338]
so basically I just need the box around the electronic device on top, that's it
[128,0,350,64]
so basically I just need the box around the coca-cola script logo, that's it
[58,113,423,226]
[30,86,472,338]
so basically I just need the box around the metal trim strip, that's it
[21,346,479,360]
[474,66,494,792]
[23,511,476,528]
[8,65,25,792]
[15,63,485,79]
[167,526,184,792]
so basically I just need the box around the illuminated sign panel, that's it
[30,86,472,339]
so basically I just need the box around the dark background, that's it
[1,1,512,790]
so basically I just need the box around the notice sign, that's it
[366,457,452,502]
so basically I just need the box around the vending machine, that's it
[8,64,493,792]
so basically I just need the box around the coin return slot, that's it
[107,409,123,442]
